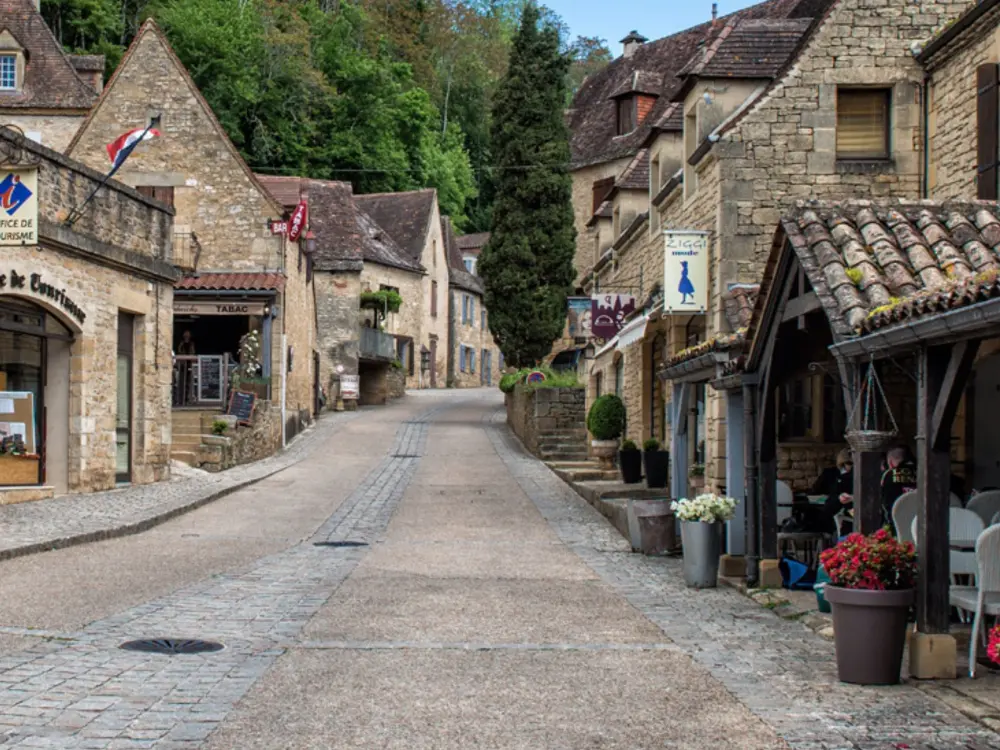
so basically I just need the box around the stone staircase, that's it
[535,428,589,462]
[545,460,620,483]
[170,409,222,466]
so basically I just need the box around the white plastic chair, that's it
[776,480,794,525]
[950,524,1000,678]
[993,511,1000,526]
[969,491,1000,527]
[913,509,985,622]
[895,491,964,544]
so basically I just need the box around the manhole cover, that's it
[119,638,224,655]
[313,541,369,548]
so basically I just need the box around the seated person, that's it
[881,445,917,526]
[819,449,854,533]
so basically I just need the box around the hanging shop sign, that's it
[663,230,709,313]
[566,296,592,339]
[288,201,308,242]
[590,293,636,340]
[173,300,268,316]
[269,220,288,235]
[0,269,86,324]
[0,169,37,246]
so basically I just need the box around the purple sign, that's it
[591,294,636,340]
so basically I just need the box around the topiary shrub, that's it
[643,438,661,452]
[620,439,639,452]
[499,372,520,394]
[587,395,626,441]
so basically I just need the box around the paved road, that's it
[0,390,996,749]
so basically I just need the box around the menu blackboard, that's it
[227,390,257,424]
[200,364,222,402]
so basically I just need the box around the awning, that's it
[175,272,285,292]
[617,314,648,349]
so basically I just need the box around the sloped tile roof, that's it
[176,272,285,291]
[777,200,1000,335]
[567,0,815,168]
[676,18,812,87]
[442,216,484,295]
[609,70,665,99]
[255,175,302,210]
[355,189,436,264]
[305,179,363,272]
[724,284,760,330]
[456,232,490,252]
[357,208,424,273]
[0,0,99,109]
[617,148,650,190]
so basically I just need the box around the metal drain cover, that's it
[313,541,368,548]
[120,638,224,655]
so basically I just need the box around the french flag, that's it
[106,127,160,171]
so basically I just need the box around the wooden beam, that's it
[853,450,883,534]
[781,291,821,323]
[931,339,980,450]
[916,344,953,635]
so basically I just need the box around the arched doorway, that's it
[0,297,73,490]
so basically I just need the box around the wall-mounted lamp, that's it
[304,229,316,255]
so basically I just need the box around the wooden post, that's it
[743,380,759,584]
[758,381,778,561]
[915,342,978,633]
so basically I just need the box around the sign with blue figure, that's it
[0,169,37,246]
[664,230,708,313]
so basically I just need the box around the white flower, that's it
[671,493,739,523]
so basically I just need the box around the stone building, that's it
[455,231,489,275]
[0,128,175,504]
[0,0,102,150]
[65,20,318,461]
[572,0,969,503]
[356,189,450,388]
[442,218,501,388]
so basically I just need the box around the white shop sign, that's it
[340,374,359,400]
[173,301,267,316]
[663,230,709,313]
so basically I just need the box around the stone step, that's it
[537,441,588,451]
[539,451,590,462]
[170,450,199,466]
[539,430,587,439]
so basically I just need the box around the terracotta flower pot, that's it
[824,586,913,685]
[619,450,642,484]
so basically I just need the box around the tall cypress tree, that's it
[477,2,575,368]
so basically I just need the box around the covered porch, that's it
[742,200,1000,678]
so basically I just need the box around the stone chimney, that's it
[620,30,648,59]
[68,55,105,94]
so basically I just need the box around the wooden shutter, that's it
[431,281,438,317]
[836,89,889,159]
[978,64,1000,200]
[592,177,615,214]
[136,185,175,207]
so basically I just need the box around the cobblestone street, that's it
[0,390,995,748]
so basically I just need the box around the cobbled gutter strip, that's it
[486,409,1000,750]
[0,418,430,749]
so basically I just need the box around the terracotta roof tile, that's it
[456,232,490,251]
[0,0,98,109]
[254,175,302,210]
[176,272,285,291]
[723,284,759,330]
[775,200,1000,335]
[567,0,815,167]
[617,148,650,190]
[355,189,436,264]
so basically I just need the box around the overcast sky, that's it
[545,0,759,51]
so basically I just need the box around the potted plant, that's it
[587,394,625,468]
[689,463,706,491]
[619,439,642,484]
[819,528,916,685]
[643,438,669,489]
[671,493,738,589]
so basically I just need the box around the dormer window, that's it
[0,54,16,90]
[617,97,637,135]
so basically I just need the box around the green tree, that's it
[477,2,575,368]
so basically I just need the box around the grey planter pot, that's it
[681,521,722,588]
[824,586,913,685]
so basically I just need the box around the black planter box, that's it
[644,450,669,489]
[619,450,643,484]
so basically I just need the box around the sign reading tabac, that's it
[664,230,708,313]
[0,169,38,246]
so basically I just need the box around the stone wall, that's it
[314,271,360,407]
[420,202,451,388]
[280,244,317,420]
[505,385,586,458]
[360,262,423,388]
[387,366,406,399]
[924,4,1000,201]
[0,114,87,153]
[449,287,502,388]
[570,159,629,286]
[778,443,845,492]
[199,401,281,471]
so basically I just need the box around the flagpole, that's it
[64,118,159,228]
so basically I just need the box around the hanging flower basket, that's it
[844,358,898,453]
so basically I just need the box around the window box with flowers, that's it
[819,529,916,685]
[671,494,738,589]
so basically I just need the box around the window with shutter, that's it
[617,97,637,135]
[460,346,466,373]
[431,281,438,317]
[978,64,1000,200]
[136,185,175,207]
[592,177,614,214]
[836,89,890,160]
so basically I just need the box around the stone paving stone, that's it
[484,408,1000,750]
[0,414,431,748]
[0,411,361,562]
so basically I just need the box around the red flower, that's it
[988,625,1000,666]
[820,526,916,591]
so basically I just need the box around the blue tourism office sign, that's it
[663,230,708,313]
[0,169,37,246]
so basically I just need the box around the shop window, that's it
[0,54,16,90]
[836,88,891,160]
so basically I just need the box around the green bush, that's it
[360,289,402,313]
[620,439,639,452]
[211,420,228,436]
[643,438,661,452]
[499,366,581,393]
[587,395,626,441]
[499,372,520,394]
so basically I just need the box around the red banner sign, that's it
[288,201,308,242]
[269,220,288,235]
